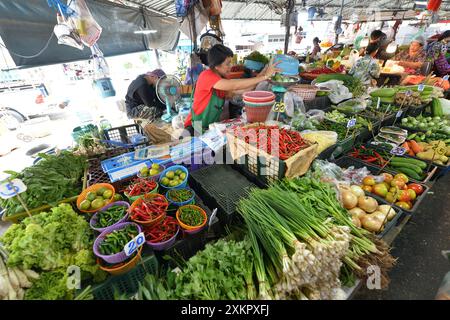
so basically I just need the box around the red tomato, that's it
[407,183,424,195]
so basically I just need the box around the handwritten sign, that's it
[390,146,406,156]
[418,84,425,92]
[124,232,145,256]
[272,102,286,113]
[405,90,413,96]
[0,179,27,200]
[347,118,357,128]
[396,110,403,118]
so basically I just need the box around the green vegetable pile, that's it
[135,238,255,300]
[316,119,358,140]
[94,205,127,229]
[244,51,269,65]
[99,225,138,256]
[325,110,375,131]
[290,112,320,131]
[179,207,204,227]
[401,115,450,136]
[0,203,106,300]
[1,151,87,217]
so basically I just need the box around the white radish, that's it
[23,269,40,280]
[7,268,19,291]
[0,275,7,298]
[13,268,32,288]
[16,288,24,300]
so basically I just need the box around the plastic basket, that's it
[136,164,166,180]
[242,91,275,103]
[91,250,158,300]
[90,201,130,233]
[158,165,189,190]
[176,205,208,234]
[146,224,180,251]
[129,193,168,227]
[289,85,318,101]
[97,245,143,276]
[124,181,159,203]
[244,104,273,123]
[76,183,115,214]
[93,222,142,264]
[165,188,196,206]
[243,99,276,107]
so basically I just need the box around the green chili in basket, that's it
[168,189,194,202]
[179,207,204,226]
[95,206,126,228]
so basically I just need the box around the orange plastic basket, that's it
[289,84,318,101]
[176,205,207,231]
[76,183,115,213]
[129,193,168,227]
[97,245,143,276]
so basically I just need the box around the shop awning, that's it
[0,0,180,68]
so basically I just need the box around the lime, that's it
[179,172,186,180]
[149,169,159,176]
[169,180,178,187]
[139,167,149,176]
[96,187,107,196]
[161,177,170,186]
[151,163,160,170]
[79,200,91,211]
[103,190,113,199]
[175,170,183,176]
[166,171,175,179]
[91,199,104,210]
[114,194,123,201]
[86,192,97,202]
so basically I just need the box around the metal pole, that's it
[284,0,295,54]
[190,9,198,52]
[335,0,345,44]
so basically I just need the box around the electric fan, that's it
[156,75,182,123]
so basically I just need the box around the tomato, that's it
[407,183,424,195]
[394,173,409,184]
[396,201,411,210]
[407,189,417,201]
[398,190,411,202]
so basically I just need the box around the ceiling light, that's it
[134,30,158,34]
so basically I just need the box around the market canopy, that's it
[0,0,180,68]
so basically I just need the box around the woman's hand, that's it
[263,59,281,79]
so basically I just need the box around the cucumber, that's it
[391,167,422,180]
[391,156,427,169]
[370,88,397,98]
[389,162,423,174]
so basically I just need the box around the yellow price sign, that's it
[272,102,286,113]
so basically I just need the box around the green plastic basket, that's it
[91,252,158,300]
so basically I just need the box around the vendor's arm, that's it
[135,85,157,107]
[398,60,423,69]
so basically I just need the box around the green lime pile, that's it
[160,168,187,188]
[79,186,113,211]
[139,163,162,177]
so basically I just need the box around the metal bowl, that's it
[268,76,300,88]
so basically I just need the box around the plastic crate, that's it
[189,165,258,226]
[91,249,159,300]
[103,124,149,150]
[334,156,430,215]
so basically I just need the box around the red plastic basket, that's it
[244,104,273,123]
[243,91,275,103]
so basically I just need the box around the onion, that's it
[350,185,365,198]
[351,216,361,228]
[378,205,397,221]
[341,190,358,209]
[348,207,366,219]
[357,196,378,213]
[361,215,384,233]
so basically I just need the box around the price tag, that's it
[405,90,412,96]
[376,97,381,109]
[124,232,145,257]
[396,110,403,118]
[418,84,425,92]
[272,102,286,113]
[443,75,449,81]
[0,179,27,199]
[347,118,356,128]
[209,208,217,229]
[390,146,406,156]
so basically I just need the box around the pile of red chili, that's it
[232,125,308,160]
[348,145,388,166]
[143,216,178,243]
[130,194,168,222]
[126,178,157,196]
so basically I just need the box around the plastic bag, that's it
[284,91,305,117]
[68,0,102,47]
[301,130,337,154]
[315,80,353,104]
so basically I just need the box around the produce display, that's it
[160,169,187,188]
[315,74,365,98]
[98,225,139,256]
[325,110,376,130]
[78,186,114,211]
[143,216,178,243]
[93,204,127,229]
[339,185,398,233]
[139,163,163,178]
[167,188,194,203]
[395,91,423,107]
[129,194,168,222]
[232,125,309,160]
[125,178,158,197]
[316,119,358,140]
[0,151,87,217]
[72,127,107,157]
[400,115,450,135]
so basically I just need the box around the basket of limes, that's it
[77,183,115,213]
[159,165,189,190]
[137,162,165,180]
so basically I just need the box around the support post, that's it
[284,0,295,54]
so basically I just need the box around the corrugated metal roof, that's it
[104,0,450,20]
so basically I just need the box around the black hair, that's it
[207,44,234,69]
[370,30,386,41]
[438,30,450,42]
[366,43,380,55]
[313,37,321,44]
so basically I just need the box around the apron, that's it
[190,89,225,131]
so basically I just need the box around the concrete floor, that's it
[354,173,450,300]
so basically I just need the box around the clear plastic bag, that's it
[68,0,102,47]
[284,91,305,117]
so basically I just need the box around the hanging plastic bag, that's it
[53,13,84,50]
[68,0,102,47]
